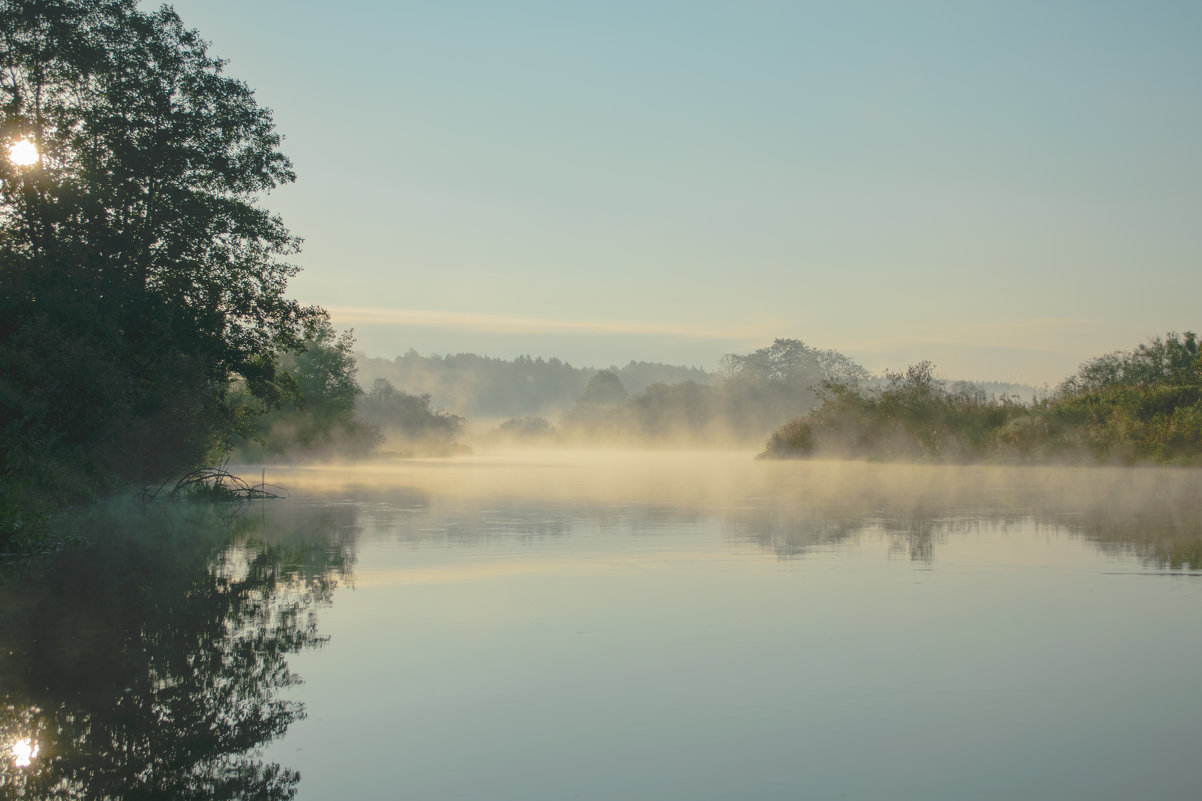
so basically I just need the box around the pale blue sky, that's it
[157,1,1202,382]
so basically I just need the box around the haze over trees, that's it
[235,321,380,461]
[228,328,467,461]
[479,338,875,446]
[356,378,465,456]
[3,0,1191,551]
[362,339,1042,449]
[357,350,710,420]
[761,332,1202,464]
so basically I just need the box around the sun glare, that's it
[10,738,38,768]
[8,139,38,167]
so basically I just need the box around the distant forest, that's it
[351,340,857,447]
[357,351,711,420]
[220,337,897,457]
[357,346,1036,433]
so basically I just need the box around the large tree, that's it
[0,0,322,523]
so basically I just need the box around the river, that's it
[3,451,1200,800]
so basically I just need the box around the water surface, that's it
[4,452,1200,800]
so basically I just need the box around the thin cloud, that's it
[840,317,1101,353]
[326,306,768,340]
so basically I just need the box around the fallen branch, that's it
[138,463,287,504]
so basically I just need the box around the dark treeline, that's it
[761,331,1202,465]
[0,1,370,544]
[355,340,1040,449]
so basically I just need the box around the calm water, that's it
[3,452,1201,800]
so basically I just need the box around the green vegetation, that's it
[2,2,1192,550]
[0,1,349,545]
[761,332,1202,465]
[366,339,870,448]
[552,339,869,446]
[356,378,466,456]
[234,321,380,461]
[233,324,466,460]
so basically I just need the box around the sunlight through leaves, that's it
[7,139,37,167]
[10,738,38,768]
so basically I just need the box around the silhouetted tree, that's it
[578,370,628,406]
[714,339,869,441]
[719,338,867,388]
[239,322,381,459]
[0,0,322,535]
[356,378,464,454]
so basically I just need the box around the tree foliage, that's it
[237,322,381,460]
[0,0,322,537]
[356,378,465,455]
[762,332,1202,465]
[720,337,868,388]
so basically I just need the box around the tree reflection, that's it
[0,500,357,800]
[723,464,1202,569]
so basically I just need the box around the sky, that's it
[155,0,1202,384]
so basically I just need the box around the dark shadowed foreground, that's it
[4,452,1201,800]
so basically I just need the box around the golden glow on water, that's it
[243,449,1197,527]
[11,738,38,768]
[8,451,1199,799]
[7,139,38,166]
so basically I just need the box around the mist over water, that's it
[255,452,1202,801]
[270,450,1202,569]
[5,452,1201,800]
[6,1,1201,797]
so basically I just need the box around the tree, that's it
[719,338,868,388]
[578,370,628,406]
[239,322,381,459]
[714,339,869,441]
[356,378,465,454]
[1060,331,1201,394]
[0,0,321,533]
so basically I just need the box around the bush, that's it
[761,332,1202,466]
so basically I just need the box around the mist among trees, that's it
[376,338,874,447]
[1,0,1195,553]
[761,332,1202,465]
[357,350,710,420]
[234,328,466,461]
[540,339,865,446]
